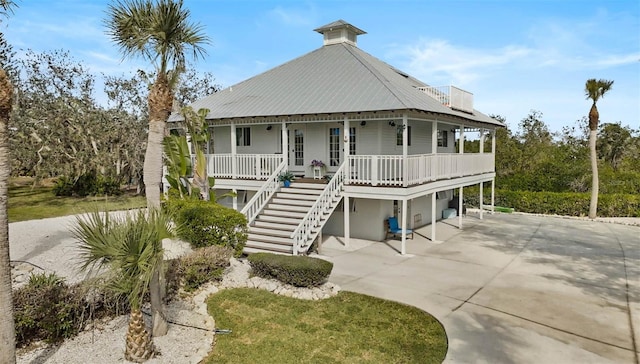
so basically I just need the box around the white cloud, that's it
[398,39,532,85]
[267,5,317,27]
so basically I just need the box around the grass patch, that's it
[206,288,447,363]
[8,185,146,222]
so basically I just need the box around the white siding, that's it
[323,198,393,241]
[213,126,231,153]
[408,119,432,154]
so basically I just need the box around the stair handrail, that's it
[241,160,287,225]
[291,162,346,255]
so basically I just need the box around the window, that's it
[329,127,340,166]
[294,129,304,166]
[236,127,251,146]
[396,126,411,146]
[437,130,448,147]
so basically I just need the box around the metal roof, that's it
[171,33,503,127]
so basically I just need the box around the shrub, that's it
[170,199,248,256]
[14,273,81,346]
[177,246,233,292]
[464,187,640,217]
[248,253,333,287]
[52,172,122,197]
[13,273,129,347]
[53,176,74,196]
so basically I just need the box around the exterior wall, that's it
[212,125,280,154]
[211,119,457,157]
[323,198,393,241]
[409,190,452,228]
[213,126,232,153]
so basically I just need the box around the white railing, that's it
[205,154,283,180]
[348,153,494,187]
[291,162,347,255]
[418,85,474,113]
[240,160,287,225]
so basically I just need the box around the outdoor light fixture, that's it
[266,125,272,131]
[388,121,396,127]
[360,120,367,126]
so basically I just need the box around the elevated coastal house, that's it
[169,20,503,255]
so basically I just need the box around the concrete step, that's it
[244,243,293,255]
[262,209,307,219]
[272,198,315,206]
[257,215,301,225]
[276,192,319,200]
[266,203,310,213]
[253,220,297,231]
[288,183,326,190]
[248,233,293,245]
[248,227,292,237]
[279,187,324,195]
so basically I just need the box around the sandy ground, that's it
[10,213,215,364]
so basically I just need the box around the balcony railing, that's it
[202,153,493,187]
[206,154,284,180]
[418,85,474,113]
[348,153,494,187]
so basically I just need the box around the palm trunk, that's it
[588,129,598,219]
[145,73,173,335]
[144,73,173,209]
[124,309,155,363]
[0,68,16,364]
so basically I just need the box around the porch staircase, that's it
[244,182,338,254]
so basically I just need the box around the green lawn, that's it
[206,288,447,363]
[8,185,146,222]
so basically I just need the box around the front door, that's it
[289,126,305,174]
[327,125,355,172]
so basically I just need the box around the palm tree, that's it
[0,2,17,363]
[105,0,209,336]
[72,209,174,363]
[584,78,614,219]
[105,0,210,209]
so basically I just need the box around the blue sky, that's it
[3,0,639,132]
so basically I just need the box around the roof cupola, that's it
[314,20,366,47]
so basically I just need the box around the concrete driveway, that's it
[320,213,639,364]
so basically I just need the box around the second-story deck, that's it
[204,152,494,189]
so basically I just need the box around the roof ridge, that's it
[341,44,410,110]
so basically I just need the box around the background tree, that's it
[105,0,210,209]
[597,122,632,171]
[584,78,614,219]
[105,0,210,336]
[0,1,17,363]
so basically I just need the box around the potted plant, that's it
[311,160,325,179]
[278,171,295,187]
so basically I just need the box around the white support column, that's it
[232,188,238,210]
[281,121,288,169]
[431,120,438,180]
[343,116,350,178]
[479,182,484,220]
[491,179,495,214]
[401,198,408,255]
[492,129,496,170]
[458,186,463,229]
[431,192,437,242]
[343,195,350,248]
[480,128,485,154]
[402,114,408,187]
[459,125,465,154]
[230,122,237,178]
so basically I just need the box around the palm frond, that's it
[105,0,210,76]
[71,208,174,309]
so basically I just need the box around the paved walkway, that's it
[318,213,639,364]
